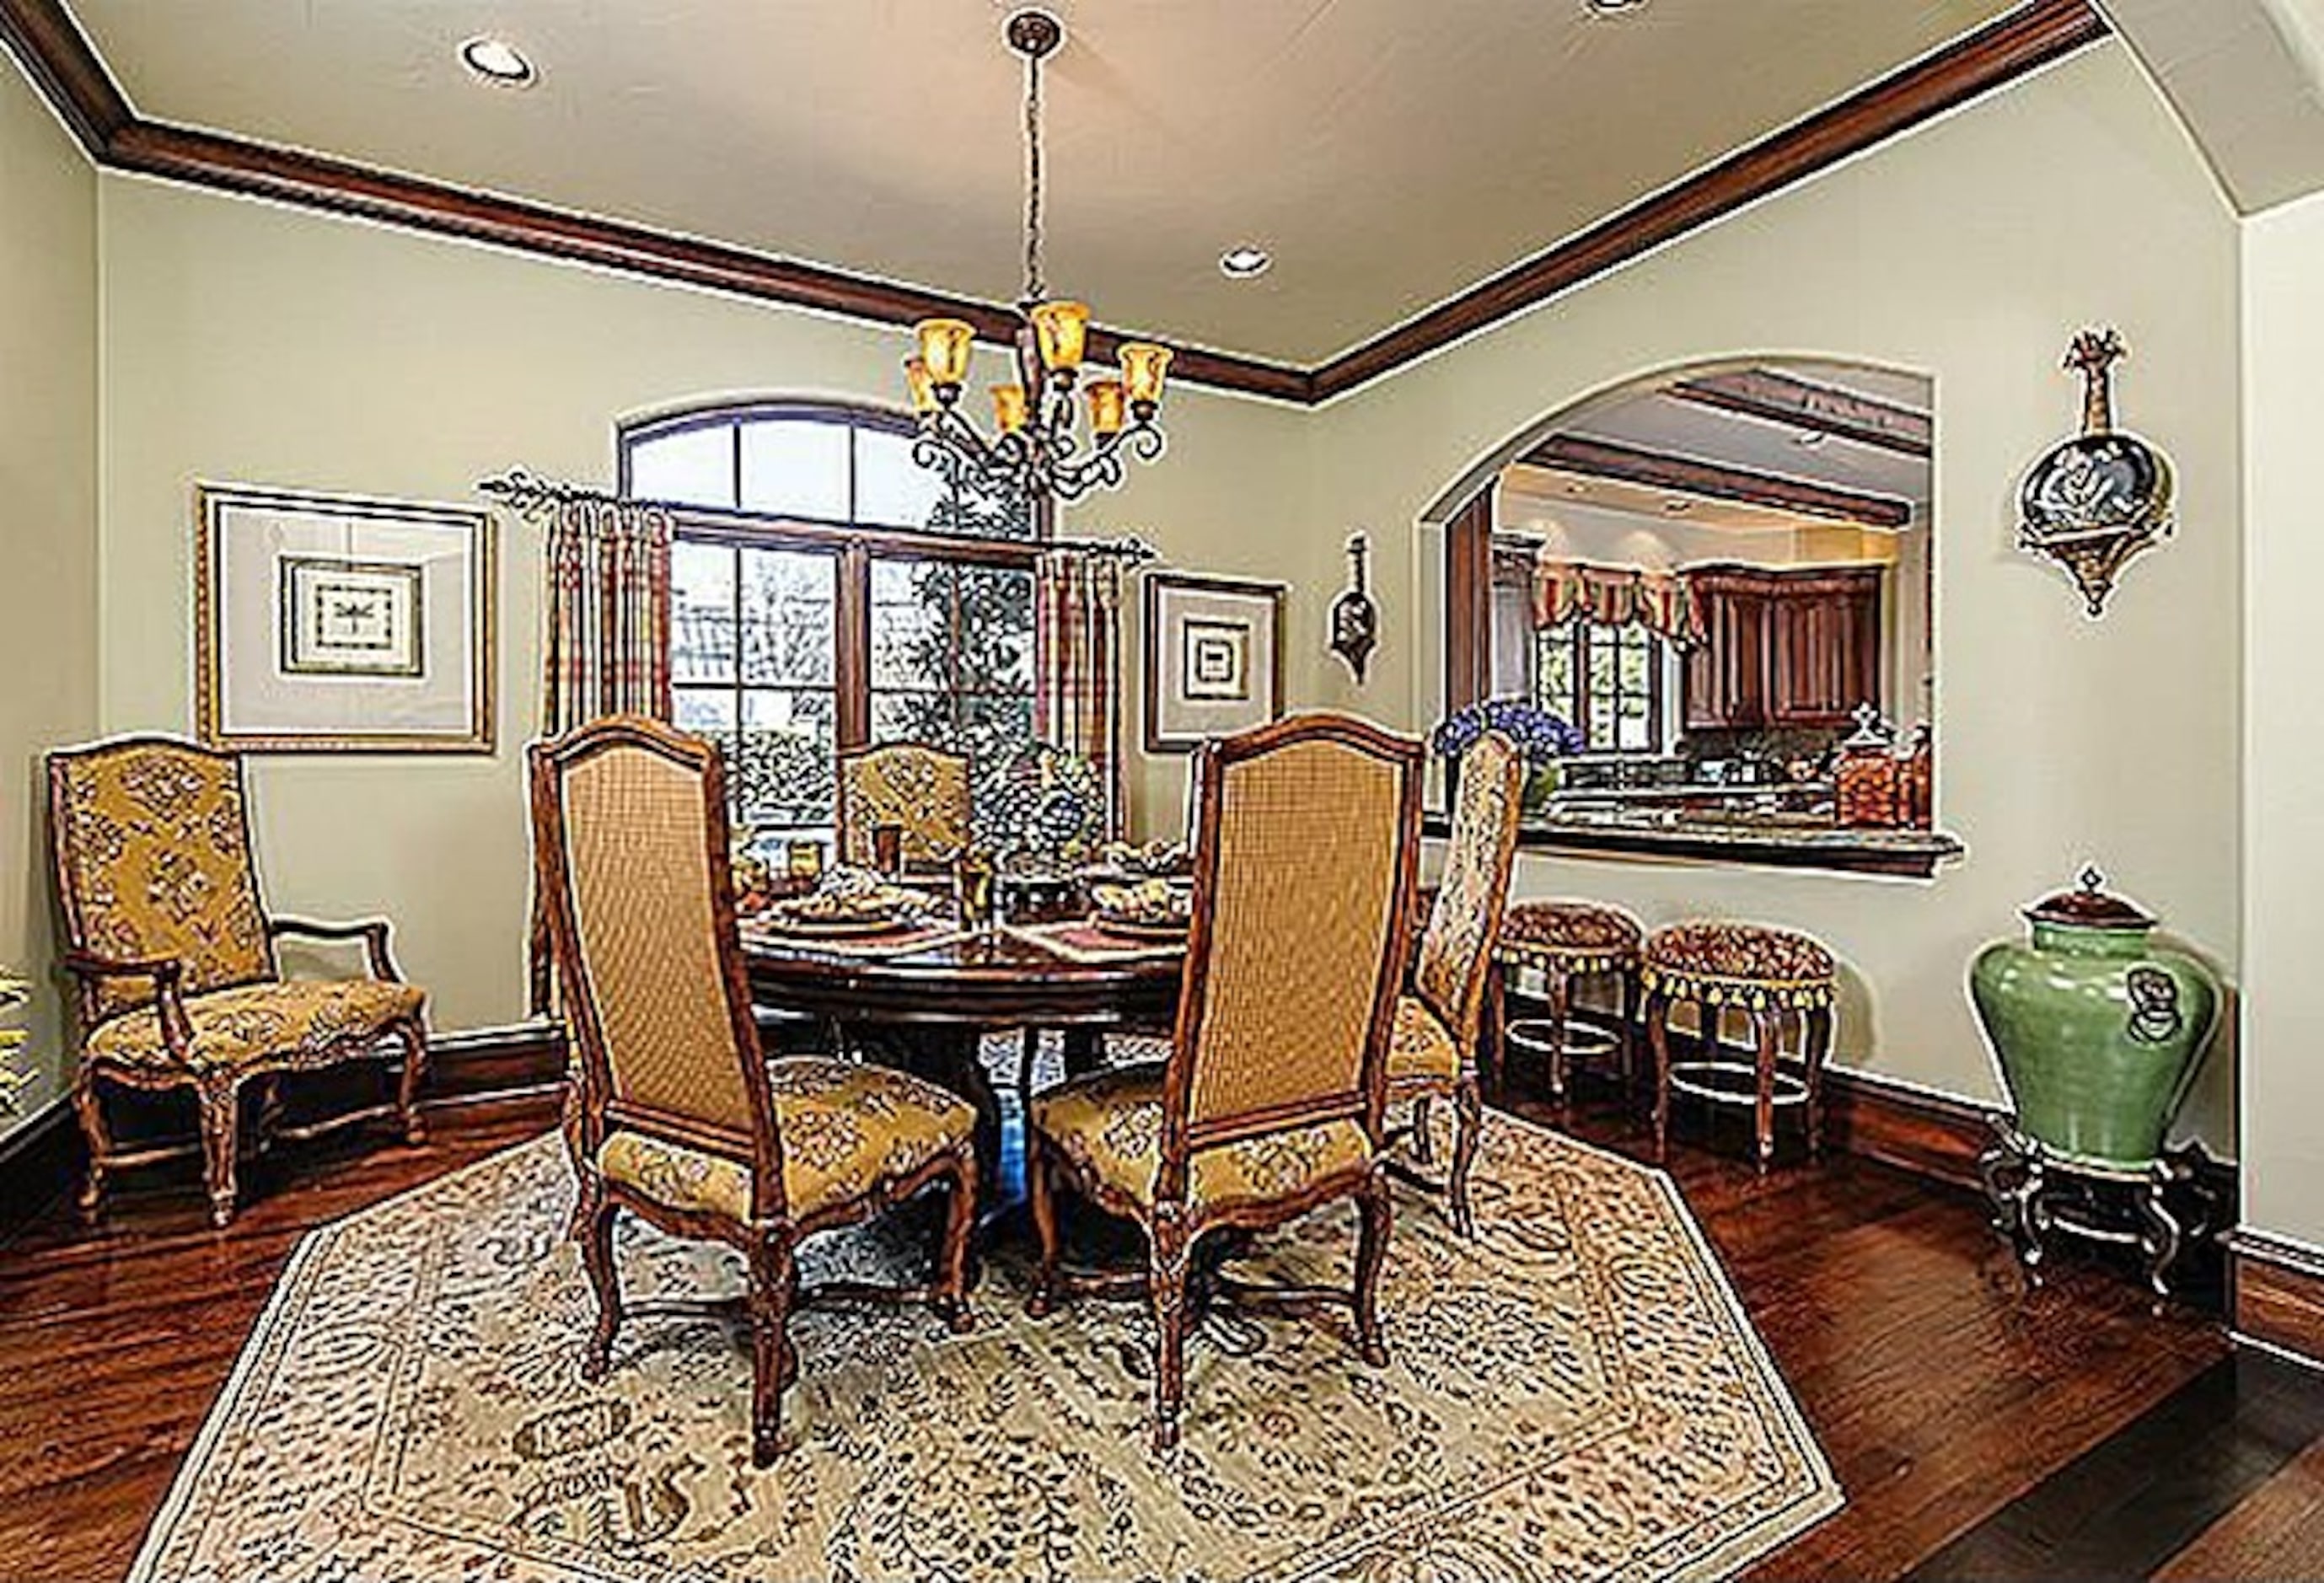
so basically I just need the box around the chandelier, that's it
[904,8,1172,505]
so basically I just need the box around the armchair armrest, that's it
[266,916,405,983]
[61,949,196,1058]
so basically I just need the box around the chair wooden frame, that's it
[47,735,427,1228]
[530,715,975,1468]
[1390,730,1524,1237]
[835,738,972,870]
[1026,712,1424,1451]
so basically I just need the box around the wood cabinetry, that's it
[1685,565,1883,731]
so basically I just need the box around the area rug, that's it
[127,1110,1839,1581]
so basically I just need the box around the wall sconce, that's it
[1330,531,1379,683]
[2017,328,2175,618]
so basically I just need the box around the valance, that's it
[1529,555,1704,647]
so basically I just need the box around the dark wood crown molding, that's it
[3,0,2104,407]
[1308,0,2110,401]
[1519,432,1914,528]
[1668,368,1935,458]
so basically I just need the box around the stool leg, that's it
[1613,969,1634,1087]
[1804,1005,1834,1160]
[1544,967,1572,1109]
[1648,990,1673,1163]
[1751,1009,1780,1175]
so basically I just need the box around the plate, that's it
[1090,911,1189,942]
[760,910,909,939]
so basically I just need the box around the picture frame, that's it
[1143,572,1285,753]
[196,483,496,754]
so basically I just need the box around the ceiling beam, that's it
[1,0,2107,409]
[1308,0,2108,402]
[1666,369,1934,457]
[1520,434,1914,529]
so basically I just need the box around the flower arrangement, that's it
[1430,697,1586,765]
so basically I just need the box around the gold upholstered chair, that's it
[1387,729,1523,1237]
[46,735,428,1227]
[530,716,976,1467]
[1027,712,1424,1451]
[835,740,970,870]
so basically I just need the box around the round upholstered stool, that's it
[1640,920,1837,1172]
[1492,900,1645,1105]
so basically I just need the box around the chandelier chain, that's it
[1022,42,1045,304]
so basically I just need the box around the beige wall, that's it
[2240,186,2324,1239]
[0,56,98,1144]
[1314,43,2245,1144]
[97,174,1314,1033]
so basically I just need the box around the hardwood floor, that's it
[0,1071,2311,1582]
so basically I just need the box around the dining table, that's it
[740,915,1184,1211]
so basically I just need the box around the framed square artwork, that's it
[196,483,496,753]
[1143,572,1285,752]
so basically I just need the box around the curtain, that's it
[482,471,674,1016]
[1033,546,1126,838]
[1530,555,1704,647]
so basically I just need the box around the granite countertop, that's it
[1425,801,1964,877]
[1550,780,1835,805]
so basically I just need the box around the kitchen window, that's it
[1535,619,1676,756]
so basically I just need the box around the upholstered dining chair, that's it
[1387,729,1524,1237]
[835,740,971,869]
[1026,712,1424,1451]
[530,715,976,1467]
[46,735,429,1227]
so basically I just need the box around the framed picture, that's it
[1144,572,1285,752]
[196,484,495,753]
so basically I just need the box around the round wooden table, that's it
[742,926,1182,1210]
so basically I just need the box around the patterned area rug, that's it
[129,1111,1839,1581]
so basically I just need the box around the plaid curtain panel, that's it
[1033,547,1126,837]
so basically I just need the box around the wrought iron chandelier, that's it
[904,8,1172,505]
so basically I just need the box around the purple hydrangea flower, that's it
[1430,697,1586,765]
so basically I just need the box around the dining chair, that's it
[835,740,971,869]
[530,715,977,1467]
[1026,711,1423,1451]
[1387,728,1523,1237]
[47,734,429,1227]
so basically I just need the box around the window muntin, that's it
[1535,620,1673,756]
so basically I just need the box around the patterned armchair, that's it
[835,741,970,869]
[1027,713,1423,1451]
[1387,729,1523,1237]
[46,736,428,1227]
[531,716,975,1467]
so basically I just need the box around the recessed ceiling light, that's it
[1218,245,1273,280]
[459,36,536,88]
[1792,430,1828,448]
[1583,0,1649,16]
[1662,498,1693,514]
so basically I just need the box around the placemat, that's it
[739,921,975,959]
[1005,920,1187,965]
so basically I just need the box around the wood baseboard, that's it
[1823,1068,1991,1189]
[2230,1232,2324,1367]
[0,1020,566,1245]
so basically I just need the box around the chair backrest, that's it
[47,736,275,1023]
[1163,713,1422,1167]
[836,741,971,867]
[529,716,782,1215]
[1413,730,1525,1048]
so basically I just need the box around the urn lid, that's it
[2025,866,2156,931]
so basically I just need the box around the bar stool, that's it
[1641,921,1837,1172]
[1492,900,1644,1105]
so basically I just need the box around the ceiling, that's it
[62,0,2022,367]
[2099,0,2324,212]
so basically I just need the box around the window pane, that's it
[959,692,1035,804]
[872,558,951,691]
[671,542,738,684]
[674,685,737,738]
[855,426,945,529]
[1538,630,1575,718]
[739,418,849,520]
[1617,637,1650,697]
[955,566,1034,692]
[739,547,836,687]
[872,688,953,747]
[734,690,835,833]
[629,424,733,508]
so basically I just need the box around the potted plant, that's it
[1431,697,1586,816]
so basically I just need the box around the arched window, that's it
[620,401,1042,840]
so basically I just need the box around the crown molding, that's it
[3,0,2105,408]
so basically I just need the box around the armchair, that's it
[47,736,428,1226]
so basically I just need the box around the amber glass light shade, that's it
[1028,300,1091,373]
[990,383,1030,434]
[904,357,939,416]
[915,318,976,387]
[1119,342,1173,406]
[1085,378,1127,437]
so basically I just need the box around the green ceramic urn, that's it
[1970,868,2219,1170]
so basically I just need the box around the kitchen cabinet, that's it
[1685,565,1883,731]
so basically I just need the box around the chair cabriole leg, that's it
[579,1195,622,1382]
[72,1067,111,1220]
[197,1079,240,1228]
[1450,1074,1482,1239]
[747,1236,797,1468]
[936,1147,977,1333]
[394,1019,429,1146]
[1148,1207,1190,1452]
[1026,1133,1061,1319]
